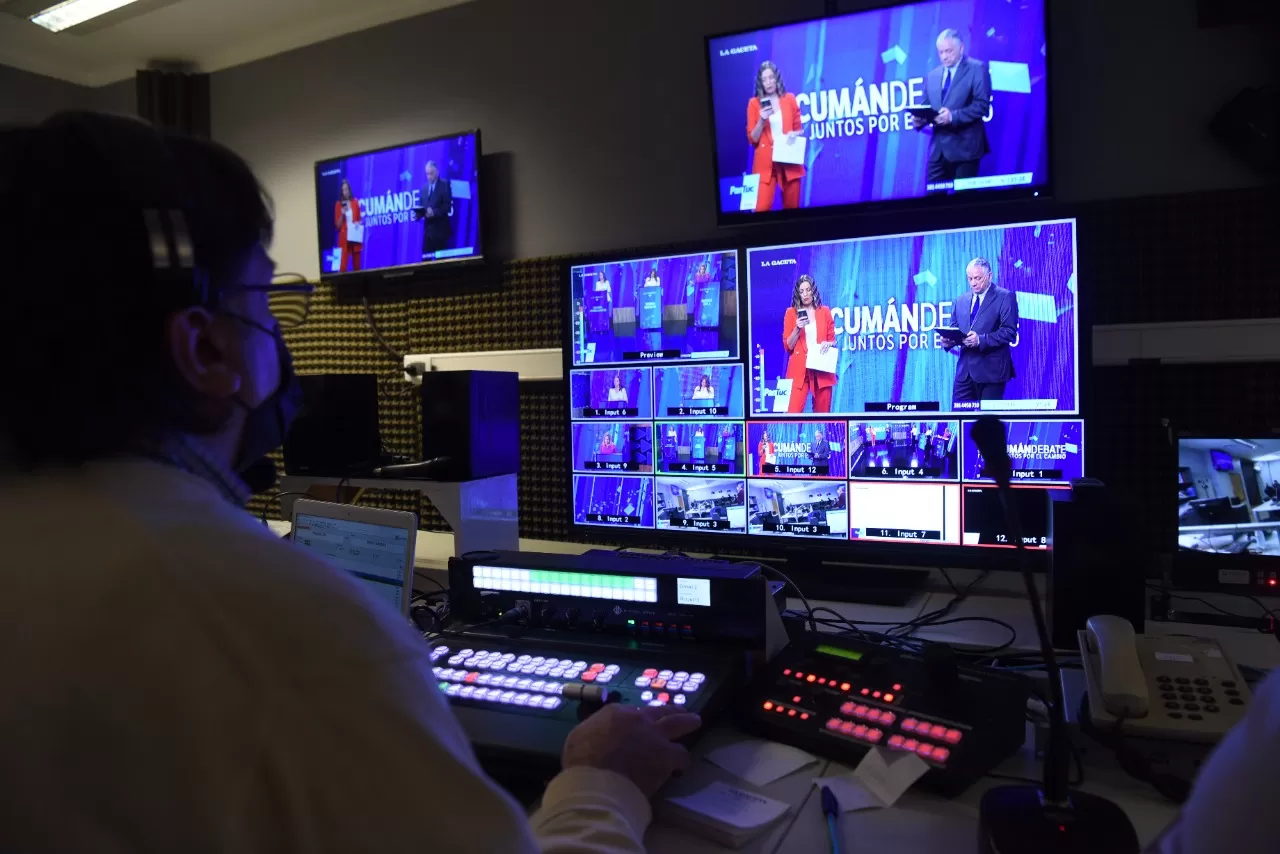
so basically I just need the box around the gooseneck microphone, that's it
[972,416,1138,854]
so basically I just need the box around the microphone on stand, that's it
[972,416,1138,854]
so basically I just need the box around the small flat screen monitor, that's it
[315,130,482,278]
[1177,438,1280,558]
[705,0,1049,221]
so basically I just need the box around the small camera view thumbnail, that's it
[656,476,747,534]
[571,422,654,473]
[748,479,848,540]
[1178,438,1280,557]
[569,368,653,419]
[656,422,745,475]
[573,474,654,529]
[849,421,958,480]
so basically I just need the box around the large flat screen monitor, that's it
[565,228,1082,557]
[314,130,482,279]
[1177,437,1280,559]
[705,0,1049,221]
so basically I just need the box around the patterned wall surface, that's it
[251,185,1272,547]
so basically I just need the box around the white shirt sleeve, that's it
[1145,668,1280,853]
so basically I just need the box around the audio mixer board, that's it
[431,633,733,775]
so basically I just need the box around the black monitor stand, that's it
[785,557,930,607]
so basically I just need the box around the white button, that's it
[641,690,653,701]
[517,654,531,662]
[446,684,462,696]
[459,686,476,698]
[674,694,687,705]
[667,682,684,692]
[549,669,565,678]
[683,682,700,693]
[605,664,621,673]
[513,693,529,706]
[595,674,612,683]
[634,677,651,687]
[516,679,531,690]
[503,677,519,688]
[659,670,674,679]
[520,665,536,674]
[448,655,464,665]
[486,688,503,701]
[500,691,516,704]
[689,673,706,682]
[501,653,515,660]
[674,671,689,680]
[506,664,522,672]
[432,667,442,676]
[573,661,587,669]
[477,651,491,658]
[531,681,545,692]
[464,659,479,668]
[545,658,560,667]
[648,699,665,707]
[531,657,545,664]
[459,649,474,657]
[547,683,563,694]
[542,697,561,710]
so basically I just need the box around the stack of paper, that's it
[661,781,792,848]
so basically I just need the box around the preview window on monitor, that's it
[706,0,1049,219]
[1177,438,1280,558]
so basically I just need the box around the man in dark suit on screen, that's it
[951,257,1019,402]
[412,160,453,256]
[810,428,831,466]
[912,29,991,190]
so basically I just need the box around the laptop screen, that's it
[293,513,412,613]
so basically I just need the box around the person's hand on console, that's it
[562,703,702,797]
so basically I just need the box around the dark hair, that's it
[698,375,711,389]
[340,178,353,200]
[596,271,606,281]
[612,374,623,388]
[755,61,787,98]
[0,111,273,469]
[792,274,823,309]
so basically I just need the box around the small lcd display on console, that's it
[676,577,713,607]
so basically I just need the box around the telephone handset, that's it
[1078,614,1252,743]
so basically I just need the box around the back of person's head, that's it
[0,111,273,469]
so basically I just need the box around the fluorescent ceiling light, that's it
[1231,439,1260,449]
[30,0,140,33]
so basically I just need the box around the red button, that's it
[775,704,786,713]
[917,743,934,758]
[933,747,950,763]
[904,739,919,751]
[840,721,855,734]
[787,709,797,717]
[793,695,802,704]
[826,717,841,730]
[840,682,851,692]
[888,734,905,748]
[464,672,478,683]
[840,702,855,716]
[930,724,948,739]
[883,693,896,703]
[651,679,666,689]
[866,729,883,743]
[658,692,670,703]
[879,712,896,726]
[944,729,963,744]
[817,677,827,685]
[783,669,792,676]
[643,668,657,678]
[854,704,869,717]
[902,718,919,732]
[800,713,810,721]
[581,672,596,682]
[860,688,870,696]
[795,672,805,680]
[893,683,903,692]
[589,663,605,672]
[865,708,882,722]
[872,690,882,699]
[763,701,775,711]
[853,724,868,737]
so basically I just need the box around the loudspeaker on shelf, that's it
[420,370,520,481]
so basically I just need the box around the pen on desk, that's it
[821,785,841,854]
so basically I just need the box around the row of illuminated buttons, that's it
[761,701,813,721]
[439,682,563,710]
[641,690,689,706]
[635,669,705,693]
[434,667,563,694]
[824,717,883,744]
[839,702,897,726]
[887,734,950,763]
[901,718,964,744]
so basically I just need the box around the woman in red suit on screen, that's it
[757,430,775,476]
[746,61,805,212]
[334,179,363,272]
[782,274,837,414]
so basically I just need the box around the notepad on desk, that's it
[661,781,792,848]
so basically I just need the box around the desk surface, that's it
[265,521,1280,849]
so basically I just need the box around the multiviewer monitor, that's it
[571,249,740,366]
[1177,437,1280,559]
[314,130,482,278]
[705,0,1049,221]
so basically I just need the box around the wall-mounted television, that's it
[704,0,1049,222]
[314,130,482,280]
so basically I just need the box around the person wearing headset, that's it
[0,112,698,853]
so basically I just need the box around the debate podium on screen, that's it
[657,422,745,475]
[746,421,847,478]
[571,250,740,366]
